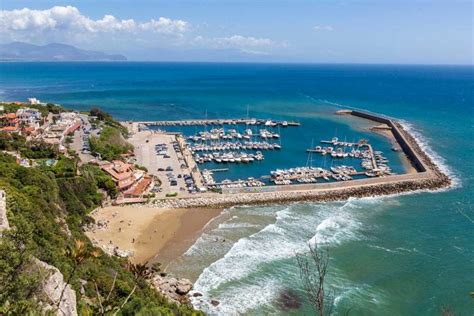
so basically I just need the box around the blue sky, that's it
[0,0,472,64]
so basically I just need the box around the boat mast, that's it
[306,138,314,167]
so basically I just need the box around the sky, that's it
[0,0,472,64]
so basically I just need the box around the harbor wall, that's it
[151,172,446,209]
[349,110,427,172]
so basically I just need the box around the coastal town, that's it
[0,98,450,207]
[0,97,451,308]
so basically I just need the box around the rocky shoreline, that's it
[150,274,193,305]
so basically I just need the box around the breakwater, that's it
[145,109,451,209]
[348,110,428,172]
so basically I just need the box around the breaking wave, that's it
[190,198,386,314]
[398,120,461,189]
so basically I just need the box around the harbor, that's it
[124,109,450,202]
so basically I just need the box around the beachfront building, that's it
[99,160,153,199]
[100,160,136,191]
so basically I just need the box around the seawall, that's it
[349,110,428,172]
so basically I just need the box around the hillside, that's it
[0,42,127,61]
[0,106,200,314]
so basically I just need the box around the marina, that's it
[124,108,449,201]
[124,109,429,195]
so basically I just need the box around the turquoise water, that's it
[0,62,472,315]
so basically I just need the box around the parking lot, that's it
[71,114,104,162]
[130,131,202,198]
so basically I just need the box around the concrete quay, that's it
[133,118,301,127]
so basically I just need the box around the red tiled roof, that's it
[125,176,152,197]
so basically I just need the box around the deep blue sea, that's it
[1,62,472,315]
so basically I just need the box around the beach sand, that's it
[86,205,222,264]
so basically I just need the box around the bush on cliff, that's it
[89,126,133,161]
[0,152,201,315]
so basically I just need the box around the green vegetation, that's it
[89,126,133,161]
[88,107,133,161]
[0,142,201,314]
[0,133,58,159]
[90,108,128,136]
[0,102,64,117]
[135,164,148,172]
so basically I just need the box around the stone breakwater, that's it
[150,176,448,209]
[146,114,451,210]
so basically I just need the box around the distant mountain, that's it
[0,42,127,61]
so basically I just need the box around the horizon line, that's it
[0,60,472,67]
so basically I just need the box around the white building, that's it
[16,108,42,128]
[27,97,41,105]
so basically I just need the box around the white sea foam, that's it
[308,199,366,246]
[319,99,460,190]
[191,199,384,314]
[217,222,259,229]
[399,120,461,189]
[191,278,281,315]
[333,284,388,309]
[368,244,400,254]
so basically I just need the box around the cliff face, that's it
[34,259,78,316]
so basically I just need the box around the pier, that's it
[135,118,301,127]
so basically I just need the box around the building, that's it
[124,176,153,198]
[27,97,41,105]
[42,112,81,151]
[0,113,19,132]
[16,108,42,129]
[100,160,137,192]
[100,160,153,198]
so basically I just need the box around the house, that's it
[0,113,19,132]
[100,160,153,198]
[16,108,42,129]
[100,160,136,191]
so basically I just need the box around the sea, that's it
[0,62,472,315]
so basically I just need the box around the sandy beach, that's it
[86,205,222,264]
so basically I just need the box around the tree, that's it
[56,239,99,312]
[0,216,43,314]
[296,243,334,316]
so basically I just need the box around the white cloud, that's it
[193,34,276,49]
[0,6,189,42]
[314,25,334,31]
[140,17,188,35]
[0,6,283,59]
[218,35,274,47]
